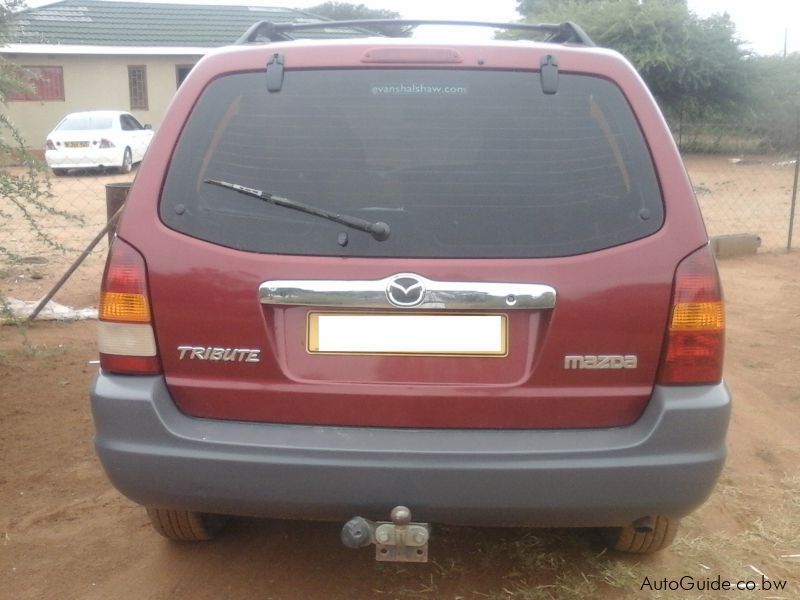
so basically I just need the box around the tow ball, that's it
[341,506,430,563]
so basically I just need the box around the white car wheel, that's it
[119,147,133,174]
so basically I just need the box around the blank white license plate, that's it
[307,313,507,356]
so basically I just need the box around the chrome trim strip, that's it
[259,273,556,310]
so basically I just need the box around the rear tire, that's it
[119,147,133,174]
[52,168,68,176]
[145,507,227,541]
[602,516,679,553]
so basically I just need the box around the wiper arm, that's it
[205,179,390,242]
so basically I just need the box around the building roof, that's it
[7,0,334,48]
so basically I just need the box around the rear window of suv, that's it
[160,68,663,258]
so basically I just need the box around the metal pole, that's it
[784,28,788,59]
[789,111,800,250]
[105,182,131,243]
[789,149,799,250]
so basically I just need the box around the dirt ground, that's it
[1,250,799,599]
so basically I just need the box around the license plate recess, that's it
[307,312,507,356]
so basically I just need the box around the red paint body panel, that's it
[117,39,708,428]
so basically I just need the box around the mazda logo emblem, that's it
[386,274,426,307]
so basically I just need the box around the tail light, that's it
[46,139,56,150]
[98,239,161,375]
[99,138,115,148]
[657,246,724,385]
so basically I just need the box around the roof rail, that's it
[235,19,595,46]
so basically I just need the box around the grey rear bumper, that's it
[91,375,730,527]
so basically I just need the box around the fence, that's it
[684,153,799,250]
[1,128,799,311]
[673,121,800,251]
[1,164,134,311]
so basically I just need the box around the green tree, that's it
[514,0,749,120]
[745,54,800,149]
[305,2,412,37]
[1,0,75,261]
[517,0,603,16]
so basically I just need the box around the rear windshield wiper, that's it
[205,179,390,241]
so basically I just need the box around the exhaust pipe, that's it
[632,515,655,533]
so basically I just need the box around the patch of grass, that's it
[754,446,778,465]
[0,303,25,366]
[390,577,437,598]
[1,297,20,325]
[473,529,657,599]
[668,533,718,561]
[429,557,466,578]
[598,558,643,590]
[0,320,70,361]
[742,360,770,369]
[374,527,648,600]
[781,476,800,495]
[506,532,567,572]
[751,478,800,547]
[666,474,800,588]
[496,571,600,599]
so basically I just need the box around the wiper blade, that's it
[204,179,391,242]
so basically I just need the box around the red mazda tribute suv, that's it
[91,20,729,557]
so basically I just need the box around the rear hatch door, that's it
[148,65,678,429]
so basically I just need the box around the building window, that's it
[128,65,148,110]
[176,64,194,88]
[8,66,65,101]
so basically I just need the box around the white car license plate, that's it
[307,313,507,355]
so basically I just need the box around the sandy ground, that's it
[1,251,799,599]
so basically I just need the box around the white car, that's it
[45,111,154,175]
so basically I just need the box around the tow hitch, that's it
[341,506,430,563]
